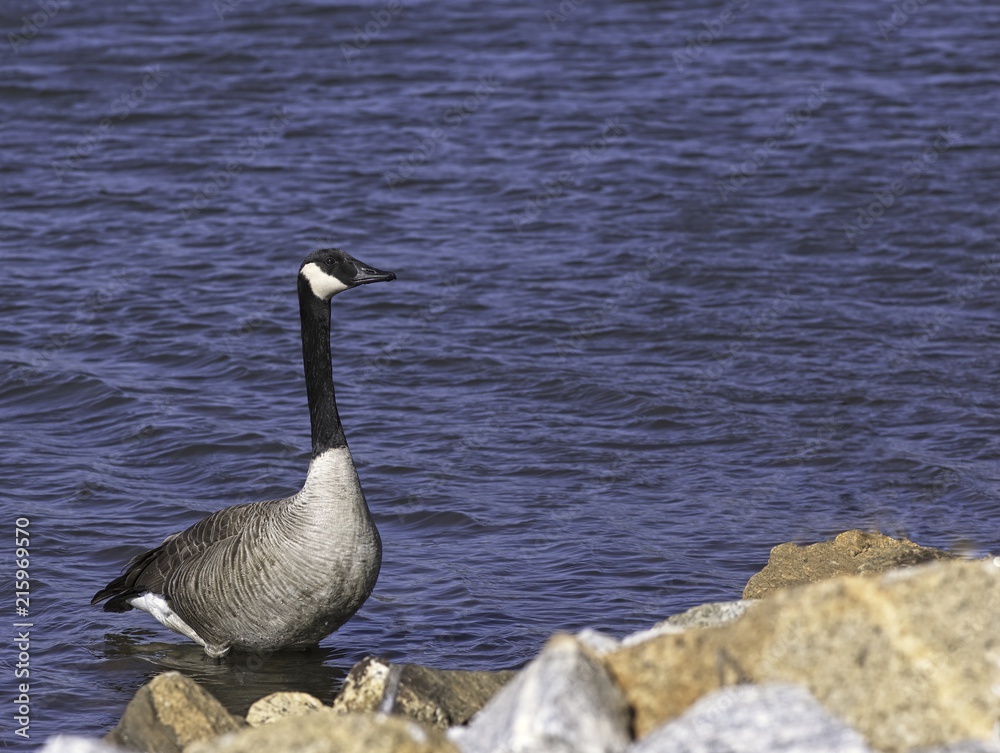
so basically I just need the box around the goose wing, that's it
[91,499,280,612]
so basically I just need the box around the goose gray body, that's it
[92,249,395,658]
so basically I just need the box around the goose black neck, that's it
[298,278,347,456]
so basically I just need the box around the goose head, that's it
[299,248,396,300]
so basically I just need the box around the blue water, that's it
[2,0,999,744]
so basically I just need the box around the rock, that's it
[605,559,1000,752]
[629,683,875,753]
[914,744,1000,753]
[246,691,325,726]
[576,628,623,655]
[185,709,458,753]
[333,656,392,712]
[660,599,754,630]
[333,657,516,729]
[105,671,244,753]
[449,633,630,753]
[37,736,127,753]
[743,529,957,598]
[579,600,756,657]
[390,663,517,729]
[622,600,756,648]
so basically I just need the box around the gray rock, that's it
[333,656,516,729]
[579,600,755,657]
[660,599,754,630]
[575,628,622,655]
[914,744,1000,753]
[37,736,125,753]
[630,683,874,753]
[621,600,756,649]
[449,633,630,753]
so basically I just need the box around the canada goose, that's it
[92,248,396,658]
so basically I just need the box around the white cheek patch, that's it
[301,262,350,299]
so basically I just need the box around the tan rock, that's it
[331,657,392,714]
[105,671,243,753]
[333,657,515,729]
[246,691,324,726]
[186,709,458,753]
[743,529,956,599]
[605,559,1000,752]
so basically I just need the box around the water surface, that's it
[2,0,999,742]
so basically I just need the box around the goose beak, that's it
[350,262,396,287]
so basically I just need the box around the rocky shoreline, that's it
[43,531,1000,753]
